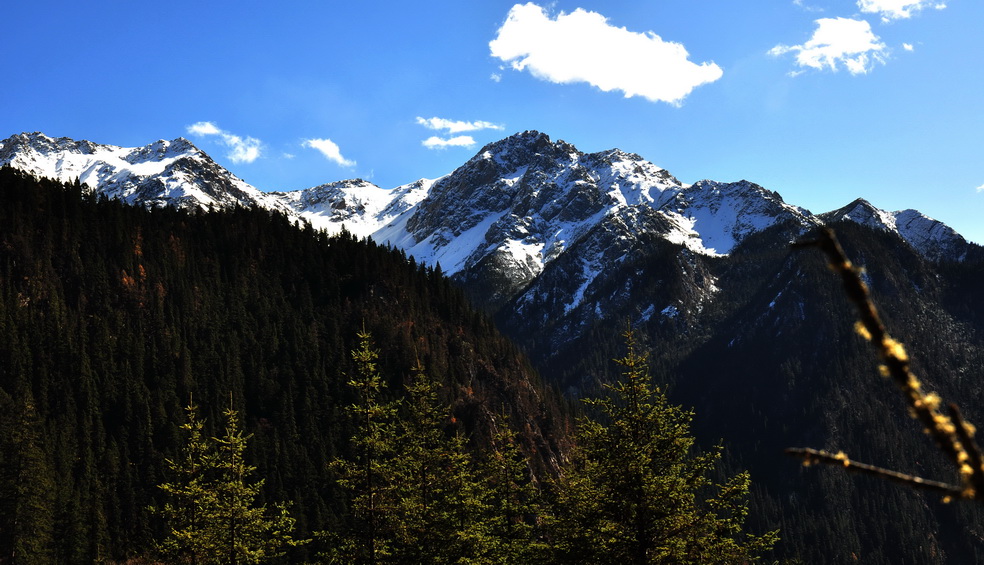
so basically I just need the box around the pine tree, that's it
[325,330,401,564]
[547,328,778,564]
[388,360,487,564]
[211,405,303,564]
[479,423,549,564]
[0,390,56,564]
[155,401,305,564]
[154,402,217,563]
[327,338,540,564]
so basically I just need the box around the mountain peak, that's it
[822,198,895,231]
[470,130,579,171]
[2,131,109,156]
[0,131,273,211]
[820,199,971,261]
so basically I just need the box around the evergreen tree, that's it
[154,402,217,563]
[388,360,488,564]
[211,405,303,564]
[547,328,778,564]
[0,390,56,564]
[325,330,401,564]
[155,401,304,564]
[479,423,549,564]
[327,337,547,564]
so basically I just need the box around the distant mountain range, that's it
[1,130,971,267]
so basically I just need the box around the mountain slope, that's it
[820,197,970,261]
[0,167,566,562]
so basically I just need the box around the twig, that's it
[784,448,963,498]
[950,403,984,498]
[788,228,984,501]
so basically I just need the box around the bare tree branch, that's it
[788,228,984,502]
[784,448,963,497]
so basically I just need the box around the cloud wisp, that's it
[303,138,356,167]
[422,136,479,149]
[416,116,504,150]
[769,17,887,75]
[186,121,262,164]
[416,117,504,135]
[857,0,947,22]
[489,3,723,105]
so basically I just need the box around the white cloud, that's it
[187,121,221,136]
[422,136,477,149]
[489,3,723,105]
[769,18,887,75]
[416,116,502,150]
[303,138,356,167]
[793,0,825,12]
[490,72,503,83]
[903,42,915,51]
[858,0,946,22]
[977,184,984,193]
[416,117,504,134]
[185,121,262,164]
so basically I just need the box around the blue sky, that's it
[4,0,983,243]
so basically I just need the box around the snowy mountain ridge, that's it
[0,131,970,271]
[0,131,289,213]
[819,198,970,261]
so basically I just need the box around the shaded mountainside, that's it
[676,222,984,564]
[0,167,568,562]
[515,219,984,563]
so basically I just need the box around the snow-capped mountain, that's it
[0,132,289,213]
[270,178,433,240]
[6,130,983,563]
[820,198,970,261]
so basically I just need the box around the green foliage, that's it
[478,424,550,564]
[325,333,548,564]
[547,328,777,564]
[0,390,56,564]
[324,330,402,563]
[154,402,217,562]
[154,401,305,564]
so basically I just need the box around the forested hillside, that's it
[507,218,984,563]
[11,159,982,563]
[0,167,568,562]
[0,167,778,563]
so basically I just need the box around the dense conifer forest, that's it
[0,168,772,563]
[0,167,564,562]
